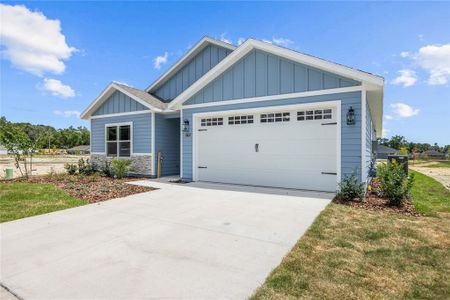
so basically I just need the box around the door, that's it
[194,105,339,192]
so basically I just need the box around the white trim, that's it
[90,110,151,119]
[180,109,183,179]
[183,86,362,110]
[191,100,342,191]
[132,152,153,156]
[361,87,367,183]
[151,111,156,176]
[145,37,236,93]
[91,152,106,155]
[80,83,162,119]
[104,122,133,158]
[168,39,383,110]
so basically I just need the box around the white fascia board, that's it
[145,37,236,93]
[90,110,151,119]
[80,83,161,119]
[168,39,384,110]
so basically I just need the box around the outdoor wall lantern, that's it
[346,106,355,125]
[182,119,191,137]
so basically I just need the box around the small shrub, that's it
[64,163,78,175]
[111,158,131,179]
[100,160,113,177]
[337,172,365,201]
[78,158,96,176]
[377,161,414,206]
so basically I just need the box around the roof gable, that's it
[92,90,149,116]
[146,37,236,96]
[185,49,360,106]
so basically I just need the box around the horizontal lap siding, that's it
[90,113,152,153]
[92,91,149,116]
[154,45,232,101]
[182,91,362,182]
[155,115,180,176]
[185,49,360,105]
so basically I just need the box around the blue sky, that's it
[1,1,449,145]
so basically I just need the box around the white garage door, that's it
[194,104,339,192]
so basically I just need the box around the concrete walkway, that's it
[1,180,332,299]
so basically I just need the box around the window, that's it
[228,115,254,125]
[297,108,333,121]
[106,124,131,157]
[201,117,223,126]
[260,112,290,123]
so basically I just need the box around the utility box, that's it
[387,155,409,174]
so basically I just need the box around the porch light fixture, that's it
[182,119,191,137]
[346,106,355,125]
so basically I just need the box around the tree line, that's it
[0,116,89,150]
[379,135,449,154]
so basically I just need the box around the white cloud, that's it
[0,4,76,76]
[400,51,410,58]
[390,103,420,118]
[54,110,80,118]
[385,115,393,120]
[382,128,390,137]
[237,37,246,46]
[261,37,294,47]
[153,51,168,70]
[415,44,450,85]
[219,32,232,44]
[391,69,417,87]
[39,78,75,98]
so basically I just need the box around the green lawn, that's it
[252,173,450,299]
[410,170,450,215]
[0,182,87,223]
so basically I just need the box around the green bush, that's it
[377,161,414,206]
[99,159,112,177]
[64,163,78,175]
[337,172,365,201]
[78,158,97,176]
[111,158,131,179]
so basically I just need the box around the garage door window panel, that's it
[260,112,290,123]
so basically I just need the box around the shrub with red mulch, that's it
[7,174,155,203]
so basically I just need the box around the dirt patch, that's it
[333,195,421,217]
[6,174,155,203]
[410,165,450,190]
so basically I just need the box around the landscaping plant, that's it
[377,161,414,206]
[111,158,131,179]
[64,163,78,175]
[337,172,365,201]
[77,158,96,175]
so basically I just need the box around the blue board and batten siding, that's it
[154,45,232,101]
[154,115,180,176]
[185,49,360,105]
[93,91,149,116]
[90,91,152,154]
[181,91,363,182]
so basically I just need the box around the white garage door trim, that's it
[192,100,341,190]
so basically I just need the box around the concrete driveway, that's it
[1,180,332,299]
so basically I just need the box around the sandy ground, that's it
[0,155,89,179]
[410,162,450,190]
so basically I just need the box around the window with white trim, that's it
[201,117,223,127]
[297,109,332,121]
[260,112,290,123]
[228,115,254,125]
[106,125,131,157]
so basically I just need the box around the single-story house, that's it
[0,146,7,155]
[376,145,398,159]
[421,150,446,159]
[81,37,384,192]
[67,145,90,155]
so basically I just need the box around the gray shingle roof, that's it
[114,83,168,110]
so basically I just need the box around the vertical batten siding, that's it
[181,91,362,182]
[90,113,152,153]
[185,49,360,105]
[154,114,180,176]
[93,91,149,116]
[154,45,232,101]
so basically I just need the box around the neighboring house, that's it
[67,145,90,155]
[81,37,384,192]
[0,146,7,155]
[421,150,446,159]
[376,145,398,159]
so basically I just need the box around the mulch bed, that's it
[5,174,155,203]
[333,195,421,217]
